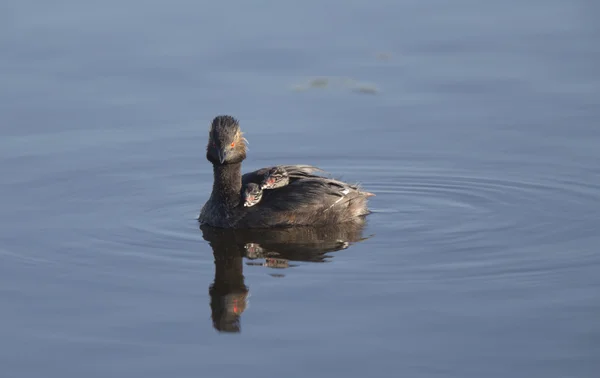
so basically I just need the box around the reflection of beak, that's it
[218,149,227,164]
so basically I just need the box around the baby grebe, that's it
[261,166,290,189]
[243,183,263,207]
[198,115,374,228]
[244,167,292,207]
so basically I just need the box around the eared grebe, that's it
[242,183,263,207]
[198,115,374,228]
[243,167,291,207]
[261,166,290,189]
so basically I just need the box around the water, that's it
[1,0,599,377]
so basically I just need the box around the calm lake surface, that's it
[1,1,599,377]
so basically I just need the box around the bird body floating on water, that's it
[198,115,374,228]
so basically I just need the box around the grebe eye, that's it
[230,142,235,147]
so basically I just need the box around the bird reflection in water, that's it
[200,220,371,333]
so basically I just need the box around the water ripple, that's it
[367,170,600,248]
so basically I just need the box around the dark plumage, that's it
[198,115,374,228]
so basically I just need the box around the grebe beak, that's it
[218,149,227,164]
